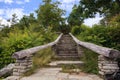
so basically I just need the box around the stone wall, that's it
[0,64,14,77]
[13,56,32,76]
[98,55,119,75]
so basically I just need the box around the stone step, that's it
[57,44,77,47]
[57,45,77,48]
[48,61,84,67]
[56,52,79,56]
[57,46,77,51]
[60,39,75,43]
[57,54,79,58]
[57,48,77,51]
[57,54,78,57]
[57,42,76,44]
[57,53,79,57]
[58,51,78,54]
[53,56,80,61]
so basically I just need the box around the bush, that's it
[71,24,90,35]
[72,24,120,51]
[0,26,57,69]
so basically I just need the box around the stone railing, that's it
[11,33,63,76]
[70,33,120,76]
[0,64,14,77]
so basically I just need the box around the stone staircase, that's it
[54,34,80,59]
[4,34,105,80]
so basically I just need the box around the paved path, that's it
[20,68,103,80]
[5,61,103,80]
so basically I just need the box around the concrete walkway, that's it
[20,68,103,80]
[5,61,103,80]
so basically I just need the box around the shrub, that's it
[0,26,57,69]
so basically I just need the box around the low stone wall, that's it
[13,56,32,76]
[0,64,14,77]
[98,55,119,75]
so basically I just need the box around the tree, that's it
[76,0,120,24]
[19,13,37,29]
[11,14,19,25]
[67,5,84,26]
[36,0,65,30]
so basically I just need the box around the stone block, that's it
[103,64,118,67]
[16,60,28,63]
[27,65,32,68]
[19,70,26,73]
[27,62,33,65]
[14,66,27,69]
[98,65,102,69]
[13,69,18,72]
[20,63,28,66]
[101,69,112,73]
[98,61,117,64]
[13,72,20,76]
[102,66,119,70]
[98,55,108,61]
[99,71,105,75]
[15,63,19,66]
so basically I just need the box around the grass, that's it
[74,35,99,74]
[80,47,99,74]
[23,47,55,76]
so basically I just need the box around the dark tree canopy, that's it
[68,0,120,26]
[78,0,120,18]
[67,5,84,26]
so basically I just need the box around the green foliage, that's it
[0,25,57,69]
[59,24,71,34]
[109,14,120,26]
[0,26,10,37]
[71,26,81,35]
[67,5,84,26]
[68,0,120,26]
[78,0,120,18]
[72,24,120,51]
[36,0,65,30]
[106,26,120,50]
[71,24,90,35]
[80,25,107,45]
[81,47,98,74]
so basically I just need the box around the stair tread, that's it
[48,60,84,66]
